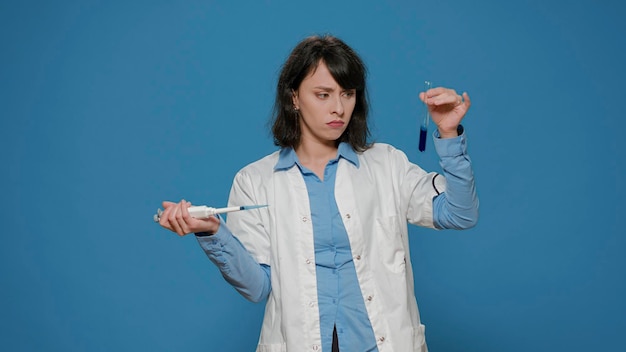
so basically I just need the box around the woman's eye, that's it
[343,90,356,97]
[317,93,329,99]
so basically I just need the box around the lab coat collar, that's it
[274,142,360,171]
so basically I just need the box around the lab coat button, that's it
[312,345,319,351]
[355,255,361,260]
[302,216,308,222]
[366,295,373,301]
[378,336,385,343]
[345,213,351,219]
[306,259,311,264]
[309,301,315,307]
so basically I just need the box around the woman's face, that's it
[292,61,356,148]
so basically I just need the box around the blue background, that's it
[2,0,624,351]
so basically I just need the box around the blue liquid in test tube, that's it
[418,125,427,152]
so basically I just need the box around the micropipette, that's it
[418,80,432,152]
[153,204,268,223]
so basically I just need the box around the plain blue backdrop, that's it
[1,0,624,351]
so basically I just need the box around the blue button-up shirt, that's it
[275,143,379,351]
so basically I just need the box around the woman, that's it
[159,35,478,352]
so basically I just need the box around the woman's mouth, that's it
[327,120,345,128]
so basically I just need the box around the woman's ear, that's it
[291,90,299,110]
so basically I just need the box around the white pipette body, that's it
[188,206,242,219]
[153,204,268,222]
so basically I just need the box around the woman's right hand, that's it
[158,200,221,236]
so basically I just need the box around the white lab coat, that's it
[226,143,445,352]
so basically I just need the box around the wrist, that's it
[195,223,221,237]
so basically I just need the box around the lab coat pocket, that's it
[256,343,287,352]
[374,215,406,274]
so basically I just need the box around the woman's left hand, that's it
[419,87,471,138]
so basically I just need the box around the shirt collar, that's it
[274,142,360,170]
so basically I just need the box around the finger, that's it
[181,200,191,217]
[454,94,463,107]
[178,200,196,236]
[179,201,194,234]
[162,201,176,209]
[174,200,191,236]
[158,201,176,225]
[424,87,449,98]
[168,202,184,235]
[432,92,460,106]
[426,88,459,106]
[159,216,172,230]
[462,92,471,109]
[159,204,175,230]
[422,87,446,105]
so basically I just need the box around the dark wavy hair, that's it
[270,35,371,152]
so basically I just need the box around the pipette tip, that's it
[241,204,269,210]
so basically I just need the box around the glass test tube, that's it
[419,80,432,152]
